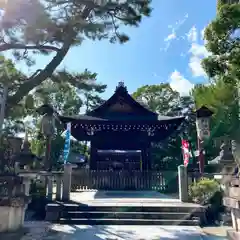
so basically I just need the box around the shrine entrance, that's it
[59,82,183,192]
[96,150,142,171]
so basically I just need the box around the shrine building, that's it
[59,82,184,171]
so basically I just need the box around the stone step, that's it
[58,204,204,214]
[61,211,192,220]
[59,218,200,226]
[45,203,206,226]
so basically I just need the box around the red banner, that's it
[182,139,190,167]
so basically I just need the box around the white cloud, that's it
[186,26,198,42]
[185,26,211,78]
[190,43,209,56]
[189,56,206,77]
[162,31,176,51]
[188,42,210,77]
[175,13,189,26]
[161,14,188,52]
[169,70,194,96]
[164,32,176,42]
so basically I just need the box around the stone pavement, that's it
[70,190,179,202]
[20,222,228,240]
[69,190,202,208]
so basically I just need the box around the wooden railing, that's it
[71,170,178,193]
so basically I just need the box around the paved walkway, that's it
[70,190,179,202]
[20,222,228,240]
[31,191,227,239]
[69,190,202,209]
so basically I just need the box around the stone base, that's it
[45,203,62,222]
[0,206,26,232]
[227,230,240,240]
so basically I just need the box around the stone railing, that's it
[15,162,65,201]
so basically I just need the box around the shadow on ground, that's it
[0,228,28,240]
[0,224,228,240]
[93,190,178,200]
[29,225,227,240]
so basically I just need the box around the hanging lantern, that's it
[195,106,214,140]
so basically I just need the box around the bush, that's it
[189,177,225,225]
[30,180,46,197]
[28,179,48,220]
[189,178,220,204]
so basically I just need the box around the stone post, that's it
[14,162,20,174]
[178,165,188,202]
[55,174,62,201]
[47,175,53,200]
[62,164,73,202]
[23,178,31,196]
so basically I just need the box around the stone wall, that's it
[223,178,240,240]
[0,206,26,232]
[0,175,30,233]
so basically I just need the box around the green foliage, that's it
[191,80,239,138]
[199,1,240,159]
[0,0,152,107]
[0,55,106,135]
[189,178,220,204]
[191,80,239,160]
[217,0,235,12]
[50,135,65,169]
[0,56,105,168]
[30,179,46,197]
[26,69,105,169]
[21,69,106,117]
[133,83,196,168]
[203,3,240,81]
[132,84,179,115]
[30,132,65,169]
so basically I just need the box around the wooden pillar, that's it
[141,141,152,171]
[146,142,152,170]
[90,141,97,170]
[141,148,147,171]
[147,149,152,170]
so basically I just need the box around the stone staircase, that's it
[46,202,206,226]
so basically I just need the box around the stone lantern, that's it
[231,138,240,176]
[195,106,214,173]
[13,131,40,170]
[195,106,214,141]
[208,141,235,174]
[36,104,56,171]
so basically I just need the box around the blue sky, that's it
[11,0,217,98]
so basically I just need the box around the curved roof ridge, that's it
[87,82,157,117]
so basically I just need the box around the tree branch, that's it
[0,43,60,52]
[7,6,93,108]
[7,35,73,108]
